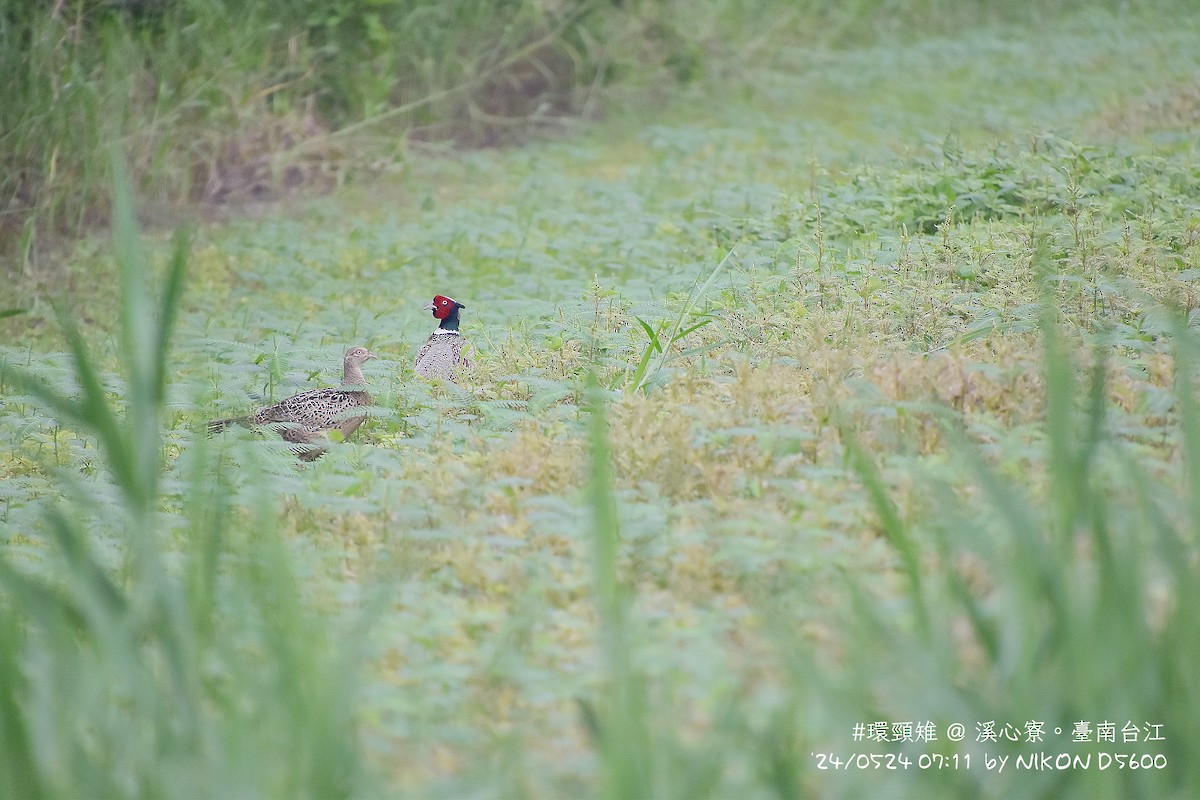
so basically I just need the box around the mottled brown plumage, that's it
[208,346,377,460]
[415,295,471,380]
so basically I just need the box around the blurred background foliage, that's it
[0,0,1163,259]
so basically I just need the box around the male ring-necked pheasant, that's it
[414,294,470,380]
[208,346,377,460]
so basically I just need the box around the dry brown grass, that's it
[1090,79,1200,138]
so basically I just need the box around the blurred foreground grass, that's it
[3,3,1200,798]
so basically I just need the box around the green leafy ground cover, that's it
[3,5,1200,797]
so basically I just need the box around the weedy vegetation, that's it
[2,0,1200,797]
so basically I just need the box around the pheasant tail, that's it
[207,417,243,434]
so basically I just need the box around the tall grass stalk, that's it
[582,373,652,798]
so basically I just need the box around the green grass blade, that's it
[944,423,1061,607]
[635,249,732,392]
[56,306,137,497]
[632,315,663,355]
[1040,304,1079,538]
[677,341,726,359]
[843,432,928,634]
[584,373,650,799]
[1169,313,1200,533]
[0,599,42,800]
[110,149,161,506]
[152,227,192,407]
[627,315,662,391]
[44,505,128,622]
[110,150,155,402]
[673,318,713,340]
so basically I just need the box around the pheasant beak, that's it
[422,301,436,312]
[365,350,378,360]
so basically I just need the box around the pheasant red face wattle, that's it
[425,295,464,321]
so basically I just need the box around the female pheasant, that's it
[208,346,377,460]
[414,294,470,380]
